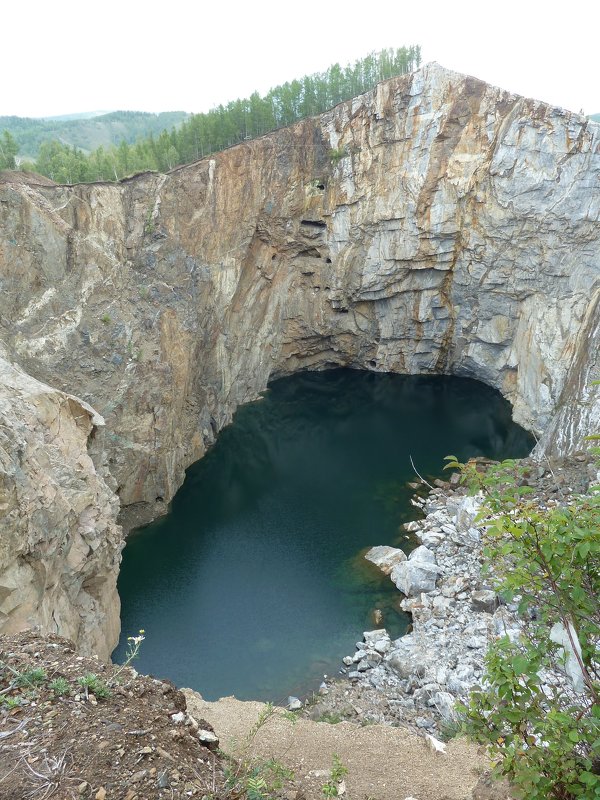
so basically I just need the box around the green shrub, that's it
[444,453,600,800]
[329,147,348,164]
[15,668,46,688]
[321,754,348,798]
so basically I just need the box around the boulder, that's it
[408,545,437,563]
[391,548,441,596]
[360,630,392,655]
[453,495,483,530]
[471,589,499,613]
[365,546,407,575]
[431,691,456,722]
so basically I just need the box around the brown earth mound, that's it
[0,631,227,799]
[0,169,56,186]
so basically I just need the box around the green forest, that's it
[0,47,421,184]
[0,111,189,160]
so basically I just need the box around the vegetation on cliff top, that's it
[0,46,421,183]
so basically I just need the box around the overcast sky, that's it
[2,0,598,118]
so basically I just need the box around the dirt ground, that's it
[0,631,227,800]
[0,630,513,800]
[185,692,512,800]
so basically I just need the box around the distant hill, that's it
[0,110,190,158]
[589,113,600,123]
[41,111,113,122]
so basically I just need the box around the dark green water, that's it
[114,370,534,701]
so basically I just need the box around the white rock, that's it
[198,729,219,745]
[550,621,586,693]
[186,714,199,731]
[408,545,437,563]
[420,531,445,548]
[363,629,389,647]
[436,666,449,685]
[373,637,392,655]
[431,691,456,721]
[432,595,455,615]
[424,732,447,754]
[365,545,407,574]
[453,495,483,530]
[391,560,441,596]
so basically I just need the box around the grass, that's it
[48,677,70,697]
[14,668,47,688]
[316,711,344,725]
[76,674,111,700]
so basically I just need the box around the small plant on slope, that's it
[109,629,145,685]
[223,703,295,799]
[321,754,348,798]
[48,677,70,697]
[77,673,111,700]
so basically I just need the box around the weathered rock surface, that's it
[365,545,407,574]
[391,545,441,596]
[0,63,598,654]
[1,63,598,534]
[0,353,121,658]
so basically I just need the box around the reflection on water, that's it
[114,370,534,702]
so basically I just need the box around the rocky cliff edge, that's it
[0,62,598,653]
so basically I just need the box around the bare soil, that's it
[185,692,511,800]
[0,631,227,800]
[0,630,513,800]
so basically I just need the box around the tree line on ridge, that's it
[0,47,421,184]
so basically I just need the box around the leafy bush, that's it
[321,754,348,798]
[444,453,600,800]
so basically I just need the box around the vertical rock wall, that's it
[0,64,598,653]
[0,354,121,659]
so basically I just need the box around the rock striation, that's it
[0,63,598,652]
[0,353,121,659]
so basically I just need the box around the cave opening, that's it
[113,369,534,703]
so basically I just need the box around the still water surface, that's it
[114,370,534,701]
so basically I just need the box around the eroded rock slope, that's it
[0,63,598,650]
[0,353,121,658]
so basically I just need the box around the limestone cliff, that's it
[0,63,598,650]
[0,353,121,659]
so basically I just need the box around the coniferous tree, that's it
[0,131,19,169]
[24,47,421,184]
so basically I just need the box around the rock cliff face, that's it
[0,353,121,659]
[0,63,598,650]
